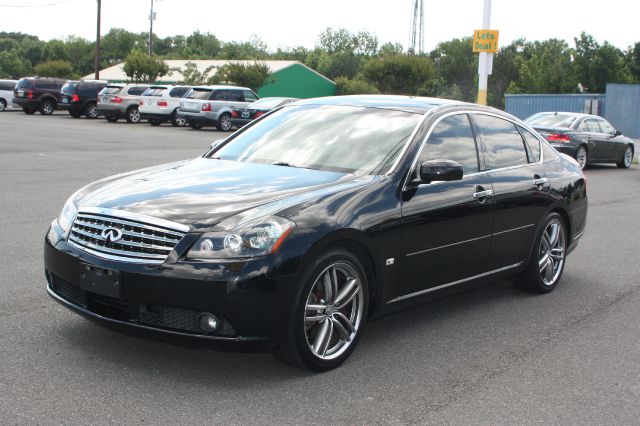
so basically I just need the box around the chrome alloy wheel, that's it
[304,262,364,361]
[538,219,566,286]
[576,146,587,169]
[623,146,633,168]
[219,114,232,131]
[129,108,141,123]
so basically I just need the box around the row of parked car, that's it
[0,77,297,131]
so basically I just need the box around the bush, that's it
[335,76,379,95]
[33,60,74,78]
[123,50,169,83]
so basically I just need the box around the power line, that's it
[0,0,74,7]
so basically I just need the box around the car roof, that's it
[531,111,602,120]
[190,85,251,91]
[294,95,479,114]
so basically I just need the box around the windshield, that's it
[185,88,212,100]
[142,87,168,97]
[61,82,78,94]
[16,79,32,89]
[248,98,289,110]
[526,113,577,129]
[211,104,422,175]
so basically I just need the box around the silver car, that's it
[0,79,19,111]
[96,84,150,123]
[177,85,259,131]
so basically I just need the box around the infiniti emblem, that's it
[101,227,123,243]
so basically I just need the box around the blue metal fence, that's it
[505,94,606,120]
[604,84,640,139]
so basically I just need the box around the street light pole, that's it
[95,0,101,79]
[477,0,492,105]
[148,0,154,55]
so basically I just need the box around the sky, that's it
[0,0,638,52]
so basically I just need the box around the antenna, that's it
[409,0,424,54]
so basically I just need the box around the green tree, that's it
[335,76,379,95]
[177,61,216,85]
[33,60,74,78]
[122,50,169,82]
[626,42,640,82]
[215,61,271,91]
[101,28,146,66]
[0,50,31,78]
[362,54,434,95]
[430,37,477,102]
[219,35,269,59]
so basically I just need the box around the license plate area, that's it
[79,265,121,298]
[241,111,249,118]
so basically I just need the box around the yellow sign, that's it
[473,29,499,53]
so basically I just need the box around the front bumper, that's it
[44,232,299,352]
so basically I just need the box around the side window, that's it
[243,90,258,102]
[597,119,615,135]
[580,119,601,133]
[212,90,228,100]
[0,82,12,91]
[417,114,479,175]
[519,127,541,163]
[474,114,528,170]
[169,87,189,98]
[229,90,244,102]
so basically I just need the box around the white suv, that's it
[177,85,259,131]
[0,79,19,112]
[139,85,192,126]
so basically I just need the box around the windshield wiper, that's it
[272,161,296,167]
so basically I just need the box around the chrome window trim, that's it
[77,206,190,233]
[402,110,546,192]
[388,262,523,304]
[385,107,438,176]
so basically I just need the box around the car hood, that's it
[74,157,372,231]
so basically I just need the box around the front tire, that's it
[515,213,567,293]
[617,145,633,169]
[40,100,55,115]
[216,113,232,131]
[125,106,141,123]
[84,103,99,119]
[575,145,588,170]
[171,112,187,127]
[275,248,368,371]
[0,99,6,112]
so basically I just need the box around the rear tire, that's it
[0,99,6,112]
[617,145,633,169]
[216,113,232,131]
[274,247,368,371]
[575,145,588,170]
[125,106,141,123]
[171,112,187,127]
[515,212,567,294]
[40,100,55,115]
[84,103,99,119]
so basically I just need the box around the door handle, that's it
[472,189,493,200]
[533,176,548,189]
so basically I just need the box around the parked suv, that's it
[178,85,259,131]
[0,79,19,112]
[59,80,108,119]
[13,77,66,115]
[96,84,150,123]
[139,85,192,126]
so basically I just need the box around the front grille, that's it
[139,304,236,336]
[50,274,87,308]
[68,208,188,264]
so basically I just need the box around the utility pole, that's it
[148,0,155,55]
[477,0,492,105]
[95,0,101,79]
[409,0,424,54]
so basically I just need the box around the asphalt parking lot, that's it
[1,111,639,425]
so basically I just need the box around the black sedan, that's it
[231,97,297,128]
[45,96,587,371]
[525,112,635,170]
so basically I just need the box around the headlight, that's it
[57,194,78,238]
[186,216,295,260]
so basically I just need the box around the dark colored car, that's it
[526,112,635,170]
[45,96,587,371]
[231,97,298,128]
[59,80,108,119]
[13,77,66,115]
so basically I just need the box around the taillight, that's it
[231,110,238,118]
[547,134,571,143]
[111,96,123,103]
[254,111,264,118]
[202,103,212,112]
[27,90,33,99]
[139,100,144,106]
[72,94,79,103]
[157,101,168,107]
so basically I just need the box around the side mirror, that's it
[210,139,225,150]
[419,160,464,184]
[614,130,622,137]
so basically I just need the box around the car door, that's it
[399,113,493,297]
[471,113,549,270]
[595,118,623,160]
[580,118,610,160]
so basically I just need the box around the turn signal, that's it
[547,134,571,143]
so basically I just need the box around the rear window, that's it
[61,82,78,95]
[100,86,123,95]
[16,79,32,89]
[127,86,149,96]
[169,87,190,98]
[185,88,212,100]
[525,114,576,129]
[142,87,168,97]
[474,114,529,170]
[0,81,16,91]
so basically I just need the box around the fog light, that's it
[198,313,219,332]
